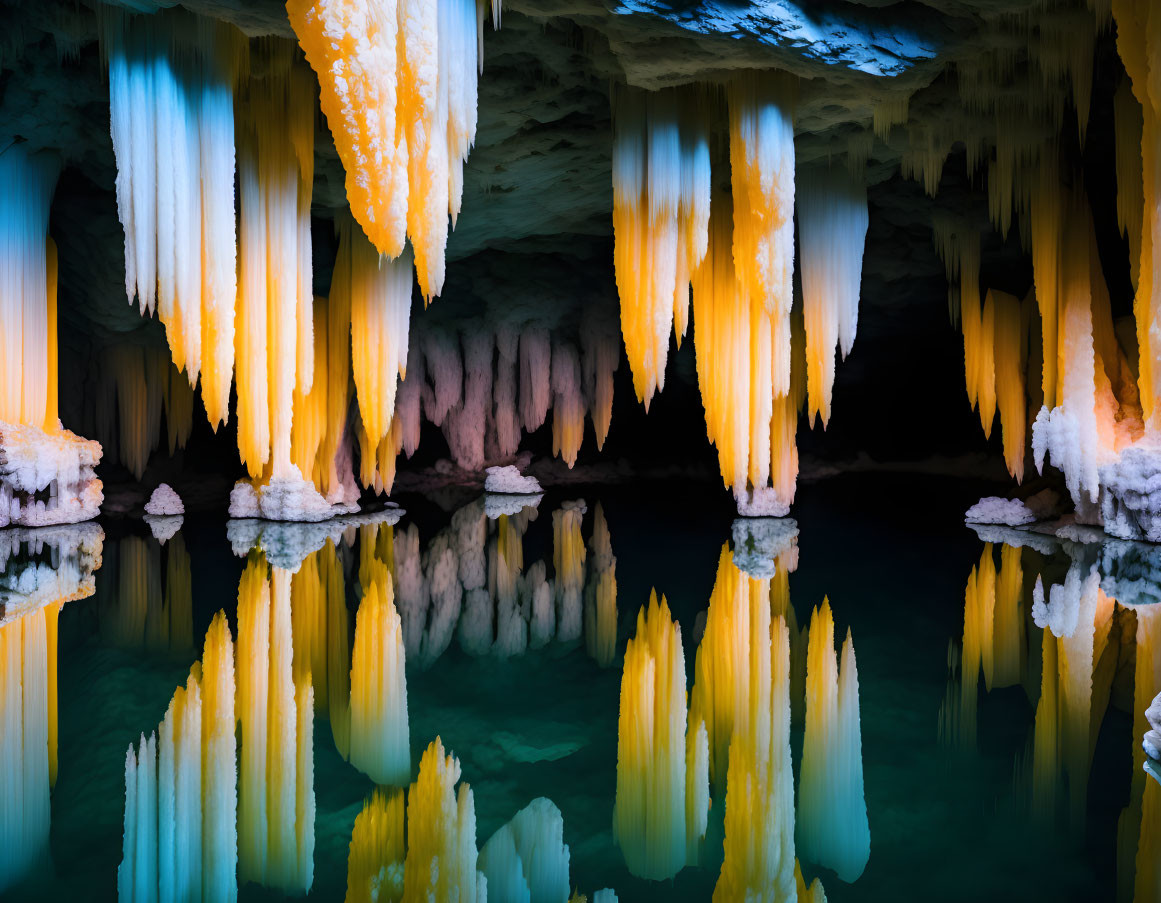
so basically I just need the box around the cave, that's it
[1,0,1160,900]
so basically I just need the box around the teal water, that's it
[0,475,1151,902]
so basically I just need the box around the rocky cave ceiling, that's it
[0,0,1128,444]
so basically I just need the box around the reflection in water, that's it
[401,738,480,902]
[1,523,101,894]
[349,562,409,787]
[584,503,618,668]
[798,600,870,883]
[235,555,315,893]
[96,533,193,656]
[951,535,1161,901]
[345,787,405,903]
[613,592,709,880]
[617,528,863,898]
[116,611,237,902]
[0,605,58,893]
[553,500,587,642]
[478,797,572,903]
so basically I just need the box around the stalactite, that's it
[99,9,241,421]
[551,343,585,468]
[612,85,711,408]
[0,144,59,429]
[797,166,868,428]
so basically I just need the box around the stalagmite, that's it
[345,788,406,903]
[797,599,869,883]
[349,566,411,786]
[613,591,707,880]
[796,166,868,427]
[402,737,481,903]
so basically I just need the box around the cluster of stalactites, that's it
[91,345,196,480]
[611,83,711,408]
[692,189,806,506]
[99,7,244,428]
[0,144,60,432]
[287,0,502,302]
[797,166,869,428]
[117,610,238,903]
[613,590,710,880]
[355,315,619,492]
[235,42,317,483]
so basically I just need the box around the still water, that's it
[0,475,1156,901]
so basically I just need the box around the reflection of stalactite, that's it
[713,615,796,902]
[584,502,617,667]
[117,610,237,902]
[553,500,587,642]
[345,788,405,903]
[797,599,870,883]
[0,604,58,894]
[99,533,192,656]
[236,555,315,893]
[479,797,571,903]
[402,738,481,903]
[349,565,410,787]
[613,592,708,880]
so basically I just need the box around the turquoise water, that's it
[0,475,1151,901]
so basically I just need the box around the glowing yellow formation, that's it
[611,86,711,408]
[345,788,406,903]
[402,738,481,903]
[584,502,618,667]
[235,556,316,893]
[287,0,500,301]
[613,591,709,880]
[0,145,60,431]
[0,604,59,894]
[349,565,411,787]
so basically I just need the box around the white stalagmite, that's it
[797,599,870,883]
[797,166,869,427]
